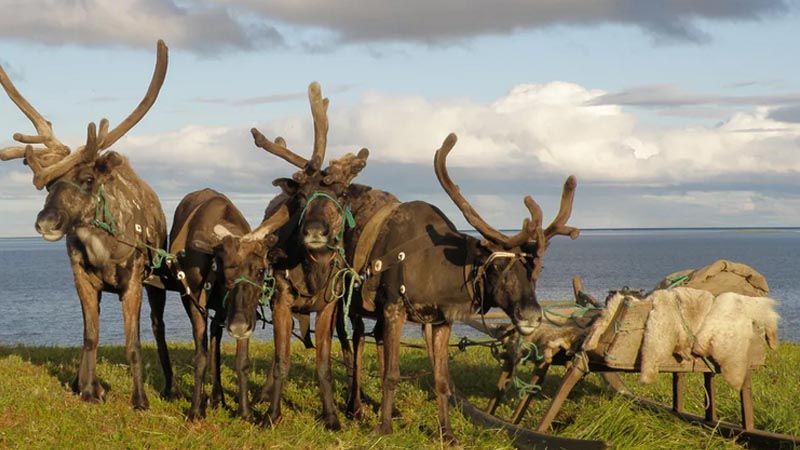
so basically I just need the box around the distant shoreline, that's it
[2,226,799,239]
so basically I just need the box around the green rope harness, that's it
[91,184,117,235]
[509,336,544,398]
[222,273,276,309]
[666,274,690,288]
[329,266,359,339]
[48,179,116,235]
[49,180,174,270]
[298,191,356,247]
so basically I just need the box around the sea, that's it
[0,228,798,346]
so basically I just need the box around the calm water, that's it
[0,229,798,346]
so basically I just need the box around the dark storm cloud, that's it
[0,0,284,54]
[770,105,800,123]
[222,0,789,45]
[592,84,800,108]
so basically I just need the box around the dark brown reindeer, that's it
[163,188,289,420]
[0,41,175,409]
[248,81,395,430]
[351,133,579,444]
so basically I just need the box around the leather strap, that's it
[352,202,401,273]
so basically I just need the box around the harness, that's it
[50,179,171,273]
[359,212,532,325]
[299,191,355,252]
[286,191,359,337]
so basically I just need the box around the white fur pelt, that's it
[639,287,715,384]
[529,321,587,363]
[582,292,635,352]
[692,293,780,389]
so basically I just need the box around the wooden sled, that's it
[466,277,800,450]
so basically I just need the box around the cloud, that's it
[3,79,797,236]
[0,0,283,53]
[591,84,800,108]
[118,81,800,187]
[219,0,789,45]
[192,84,355,106]
[769,105,800,123]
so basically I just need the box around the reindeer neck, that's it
[300,251,338,295]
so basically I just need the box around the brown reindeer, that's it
[0,41,174,409]
[351,133,580,444]
[163,188,288,420]
[248,82,397,430]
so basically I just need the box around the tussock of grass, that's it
[0,341,797,449]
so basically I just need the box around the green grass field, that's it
[0,339,798,449]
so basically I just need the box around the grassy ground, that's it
[0,339,798,449]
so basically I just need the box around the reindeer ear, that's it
[94,151,125,174]
[265,234,279,247]
[273,177,300,195]
[268,247,288,262]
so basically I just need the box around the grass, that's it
[0,339,798,449]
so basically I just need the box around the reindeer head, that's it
[0,41,168,242]
[192,207,289,340]
[434,133,580,335]
[251,82,368,257]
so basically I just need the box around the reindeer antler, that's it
[243,203,291,241]
[251,81,330,173]
[1,40,168,189]
[251,129,308,168]
[434,133,538,249]
[434,133,580,252]
[98,39,168,151]
[544,176,580,242]
[0,62,68,161]
[25,122,100,189]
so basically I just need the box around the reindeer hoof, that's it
[441,431,460,447]
[132,393,150,411]
[187,408,205,422]
[210,393,226,409]
[262,411,283,428]
[321,413,341,431]
[78,380,105,403]
[237,406,254,422]
[372,423,393,436]
[79,391,102,404]
[346,405,364,421]
[160,386,182,401]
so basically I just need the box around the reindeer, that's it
[160,188,289,420]
[350,133,580,444]
[247,82,398,430]
[0,41,174,409]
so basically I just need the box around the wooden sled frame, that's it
[467,276,800,450]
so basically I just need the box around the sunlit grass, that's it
[0,340,797,449]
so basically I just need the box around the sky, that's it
[1,0,799,237]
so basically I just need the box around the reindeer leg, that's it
[374,301,405,436]
[431,323,458,445]
[234,337,253,420]
[145,285,178,400]
[74,271,104,403]
[346,315,366,419]
[208,318,225,409]
[265,293,292,427]
[182,293,209,420]
[120,267,148,410]
[315,302,341,430]
[336,305,354,393]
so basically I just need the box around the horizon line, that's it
[1,226,799,239]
